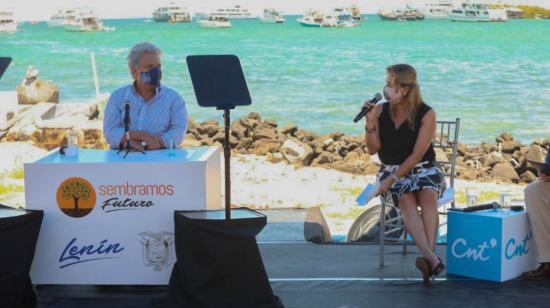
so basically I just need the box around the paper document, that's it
[355,182,380,206]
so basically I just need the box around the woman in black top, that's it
[364,64,445,283]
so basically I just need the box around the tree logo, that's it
[56,177,96,218]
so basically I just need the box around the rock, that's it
[182,138,201,148]
[247,112,261,121]
[321,138,334,149]
[457,143,469,156]
[525,144,546,162]
[344,151,360,162]
[311,151,335,166]
[456,165,477,181]
[197,124,219,138]
[295,129,316,142]
[501,140,521,154]
[230,120,247,139]
[435,148,448,163]
[520,170,538,183]
[251,139,281,155]
[491,163,519,183]
[280,124,298,136]
[236,137,254,151]
[330,160,365,174]
[496,132,514,143]
[280,138,313,166]
[331,132,344,142]
[16,68,60,104]
[264,119,278,128]
[267,152,284,164]
[480,142,497,154]
[480,152,504,167]
[252,126,277,141]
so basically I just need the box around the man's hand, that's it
[539,171,550,182]
[141,134,164,150]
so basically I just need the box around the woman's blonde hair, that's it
[386,64,424,130]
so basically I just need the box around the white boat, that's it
[64,10,114,32]
[48,8,81,27]
[0,11,17,33]
[298,11,357,28]
[334,5,364,22]
[153,3,191,23]
[419,0,453,19]
[449,1,508,22]
[260,8,285,23]
[198,16,231,28]
[378,8,425,21]
[210,5,256,19]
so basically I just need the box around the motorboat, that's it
[153,3,191,23]
[198,16,232,28]
[260,8,285,23]
[0,11,17,33]
[64,10,114,32]
[210,5,256,19]
[378,8,425,21]
[48,8,80,27]
[449,1,508,22]
[419,0,453,19]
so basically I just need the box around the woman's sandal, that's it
[415,257,432,283]
[431,257,446,277]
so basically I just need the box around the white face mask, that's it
[383,85,402,103]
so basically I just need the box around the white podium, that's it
[24,147,221,285]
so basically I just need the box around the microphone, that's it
[124,101,131,144]
[353,93,382,123]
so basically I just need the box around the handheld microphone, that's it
[124,102,131,143]
[353,93,382,123]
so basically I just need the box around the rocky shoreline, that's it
[0,103,547,185]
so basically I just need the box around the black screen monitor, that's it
[0,57,12,80]
[186,55,252,110]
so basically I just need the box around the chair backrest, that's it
[433,118,460,207]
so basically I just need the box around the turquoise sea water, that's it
[1,16,549,144]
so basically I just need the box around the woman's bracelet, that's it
[365,126,376,134]
[390,174,401,182]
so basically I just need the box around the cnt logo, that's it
[56,177,97,218]
[451,238,498,261]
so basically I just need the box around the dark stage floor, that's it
[35,210,550,308]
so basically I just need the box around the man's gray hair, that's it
[127,42,162,69]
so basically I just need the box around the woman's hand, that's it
[363,101,378,124]
[378,177,395,196]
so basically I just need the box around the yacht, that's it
[64,10,114,32]
[298,10,358,28]
[210,5,256,19]
[198,16,231,28]
[48,8,80,27]
[260,8,285,23]
[0,11,17,33]
[334,5,364,22]
[449,2,508,22]
[153,4,191,22]
[419,1,453,19]
[378,8,425,21]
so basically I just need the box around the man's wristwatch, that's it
[140,141,148,149]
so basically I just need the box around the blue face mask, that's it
[140,67,162,87]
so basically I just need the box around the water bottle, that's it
[168,139,176,157]
[65,128,79,157]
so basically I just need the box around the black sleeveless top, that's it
[377,102,436,166]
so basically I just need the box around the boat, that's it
[48,8,80,27]
[64,10,114,32]
[378,8,425,21]
[419,0,453,19]
[153,3,191,22]
[333,7,362,27]
[298,10,360,28]
[334,5,364,22]
[210,5,256,19]
[0,11,17,33]
[449,2,508,22]
[260,8,285,23]
[197,16,231,28]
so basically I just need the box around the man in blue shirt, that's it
[103,42,188,151]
